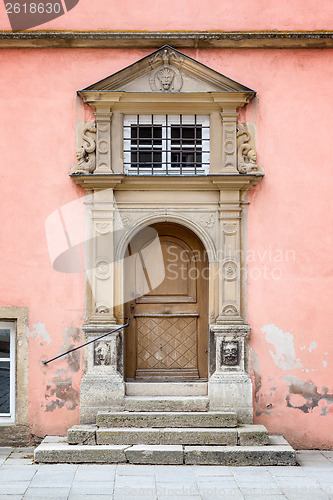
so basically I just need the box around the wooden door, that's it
[124,223,208,381]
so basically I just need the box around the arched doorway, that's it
[124,222,208,381]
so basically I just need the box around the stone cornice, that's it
[1,31,333,49]
[70,173,263,191]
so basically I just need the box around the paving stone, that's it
[34,439,129,464]
[0,482,31,494]
[0,448,13,455]
[74,464,116,481]
[237,424,269,446]
[244,495,286,499]
[69,496,113,500]
[0,465,39,482]
[4,459,34,465]
[0,496,24,500]
[67,425,97,445]
[116,464,155,475]
[185,445,296,466]
[267,466,308,476]
[24,487,71,499]
[126,445,183,464]
[70,481,114,495]
[115,475,156,488]
[192,465,233,476]
[96,411,237,428]
[156,483,200,496]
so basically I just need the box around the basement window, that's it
[124,114,210,175]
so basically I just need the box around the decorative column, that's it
[209,185,253,423]
[220,108,239,174]
[94,106,113,173]
[217,190,243,324]
[80,188,124,424]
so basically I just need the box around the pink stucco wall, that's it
[1,45,333,448]
[1,0,333,31]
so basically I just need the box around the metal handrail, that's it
[43,318,130,365]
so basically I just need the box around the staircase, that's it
[34,395,296,465]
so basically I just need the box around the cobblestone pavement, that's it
[0,447,332,499]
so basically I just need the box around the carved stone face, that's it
[94,341,111,365]
[157,68,175,90]
[248,150,257,163]
[222,341,239,366]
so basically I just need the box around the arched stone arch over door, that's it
[124,223,208,381]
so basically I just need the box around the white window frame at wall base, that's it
[0,321,15,423]
[123,114,210,176]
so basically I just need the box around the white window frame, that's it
[0,321,15,423]
[124,114,210,175]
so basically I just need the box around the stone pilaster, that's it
[94,106,113,173]
[217,190,243,324]
[220,108,239,174]
[85,188,117,324]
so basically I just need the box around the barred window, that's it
[124,115,210,175]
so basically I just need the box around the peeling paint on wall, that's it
[308,342,318,352]
[44,323,81,412]
[45,377,79,412]
[284,374,333,415]
[261,324,302,370]
[251,348,272,416]
[31,322,51,344]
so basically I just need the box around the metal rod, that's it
[43,319,130,365]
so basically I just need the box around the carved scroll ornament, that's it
[71,123,96,174]
[236,123,264,175]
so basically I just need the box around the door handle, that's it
[130,304,135,314]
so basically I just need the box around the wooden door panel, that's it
[135,315,199,379]
[136,237,196,303]
[125,223,208,380]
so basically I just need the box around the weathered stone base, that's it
[0,425,34,447]
[208,375,253,424]
[79,375,125,424]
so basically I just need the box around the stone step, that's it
[35,435,296,465]
[97,427,238,445]
[68,424,269,446]
[125,382,208,396]
[96,411,237,428]
[123,396,209,412]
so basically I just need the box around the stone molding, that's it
[2,31,333,49]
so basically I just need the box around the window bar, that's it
[180,114,183,176]
[194,114,197,175]
[136,115,139,175]
[166,114,169,175]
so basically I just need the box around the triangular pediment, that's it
[82,45,254,94]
